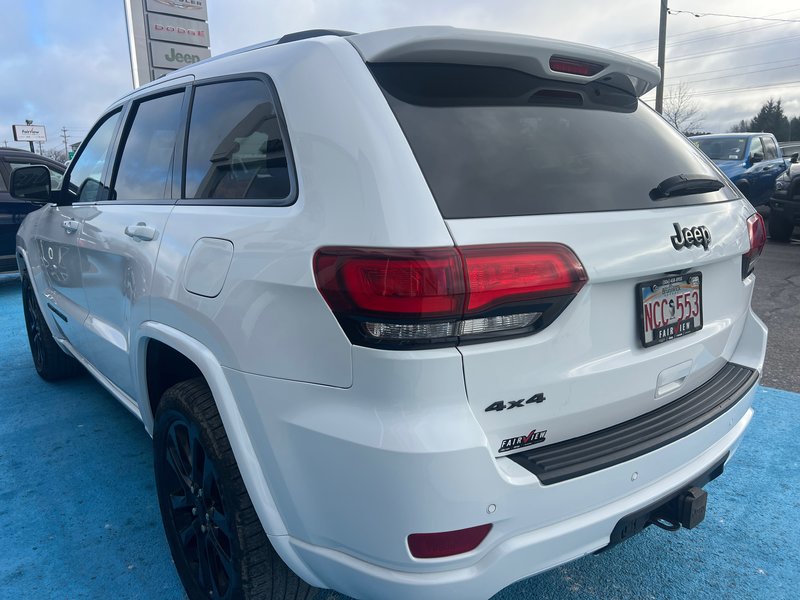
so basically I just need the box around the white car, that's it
[12,27,767,600]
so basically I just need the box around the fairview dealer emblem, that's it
[498,429,547,453]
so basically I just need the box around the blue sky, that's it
[1,0,798,154]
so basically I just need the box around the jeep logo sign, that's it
[150,40,210,69]
[670,223,711,251]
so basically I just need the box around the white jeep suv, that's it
[12,27,767,600]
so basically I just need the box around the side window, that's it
[9,161,64,191]
[184,78,292,202]
[65,111,121,203]
[112,91,184,201]
[749,136,763,160]
[0,169,7,192]
[761,137,778,160]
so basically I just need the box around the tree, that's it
[789,116,800,141]
[730,119,750,133]
[751,98,790,140]
[729,98,792,140]
[42,147,67,163]
[663,82,705,135]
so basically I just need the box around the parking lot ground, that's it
[1,265,798,599]
[751,237,800,393]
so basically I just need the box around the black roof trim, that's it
[277,29,356,45]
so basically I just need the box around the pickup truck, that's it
[690,132,789,207]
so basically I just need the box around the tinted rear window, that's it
[371,63,736,219]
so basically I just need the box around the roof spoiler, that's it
[348,26,660,97]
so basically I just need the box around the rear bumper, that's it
[227,309,766,600]
[281,401,756,600]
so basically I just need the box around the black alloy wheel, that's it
[154,378,317,600]
[162,416,238,599]
[22,276,46,372]
[20,274,81,380]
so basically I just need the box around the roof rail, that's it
[277,29,356,45]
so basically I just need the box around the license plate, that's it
[636,272,703,347]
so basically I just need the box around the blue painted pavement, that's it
[1,274,797,599]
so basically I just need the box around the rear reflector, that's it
[408,524,492,559]
[549,55,606,76]
[742,213,766,278]
[314,244,587,348]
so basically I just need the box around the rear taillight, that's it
[314,244,587,349]
[549,55,606,76]
[742,213,766,278]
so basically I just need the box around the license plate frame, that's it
[636,272,703,348]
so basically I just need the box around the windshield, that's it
[371,63,737,218]
[691,137,747,161]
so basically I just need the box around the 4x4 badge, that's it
[670,222,711,251]
[485,393,545,412]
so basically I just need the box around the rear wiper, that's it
[650,174,724,200]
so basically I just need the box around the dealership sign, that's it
[145,0,208,20]
[12,124,47,142]
[147,13,210,45]
[125,0,211,86]
[151,40,211,69]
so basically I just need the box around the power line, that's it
[668,9,800,23]
[616,20,797,55]
[655,80,800,100]
[664,56,800,80]
[609,8,800,49]
[629,34,800,63]
[664,63,800,87]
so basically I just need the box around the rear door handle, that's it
[124,223,157,242]
[62,219,79,234]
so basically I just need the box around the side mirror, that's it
[10,165,52,201]
[791,152,799,164]
[750,152,763,165]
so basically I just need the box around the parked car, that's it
[778,141,800,162]
[689,132,789,206]
[768,161,800,241]
[0,148,65,272]
[12,27,767,600]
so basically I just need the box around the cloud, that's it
[2,0,798,149]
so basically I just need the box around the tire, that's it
[768,213,794,242]
[153,378,317,600]
[21,273,82,381]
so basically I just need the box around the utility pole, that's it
[655,0,668,114]
[61,127,69,158]
[3,140,7,148]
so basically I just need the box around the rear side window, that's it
[371,63,736,218]
[750,136,763,160]
[762,137,778,160]
[184,78,292,203]
[113,91,185,201]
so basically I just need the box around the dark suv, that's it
[768,161,800,241]
[0,148,65,272]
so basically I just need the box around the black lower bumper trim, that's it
[509,362,758,485]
